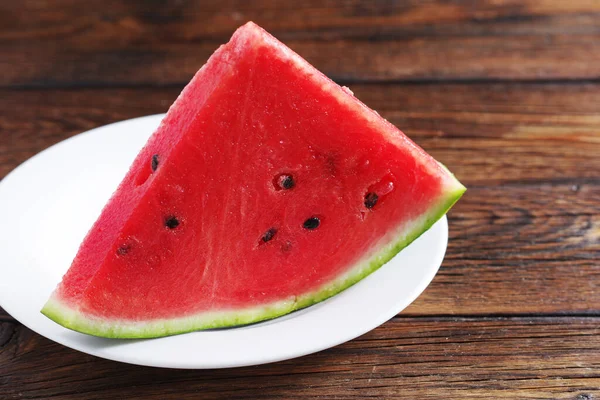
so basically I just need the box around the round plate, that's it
[0,114,448,369]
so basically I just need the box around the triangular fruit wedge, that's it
[42,22,465,338]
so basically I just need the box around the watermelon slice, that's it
[42,22,465,338]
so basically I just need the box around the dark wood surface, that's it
[1,1,599,399]
[3,1,600,85]
[2,318,600,399]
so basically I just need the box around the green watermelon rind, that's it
[41,182,465,339]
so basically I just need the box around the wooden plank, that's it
[2,1,600,86]
[2,83,600,184]
[350,82,600,185]
[410,200,600,315]
[1,318,600,399]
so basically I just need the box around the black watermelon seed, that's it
[261,228,277,243]
[303,216,320,230]
[274,174,295,190]
[281,175,295,189]
[165,216,180,229]
[151,154,159,172]
[364,192,379,209]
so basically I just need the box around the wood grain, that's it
[1,83,599,317]
[2,1,600,86]
[1,318,600,399]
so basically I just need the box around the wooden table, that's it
[2,1,599,398]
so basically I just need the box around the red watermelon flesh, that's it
[42,22,465,338]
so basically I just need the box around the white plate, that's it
[0,114,448,369]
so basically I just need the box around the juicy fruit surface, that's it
[44,23,464,334]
